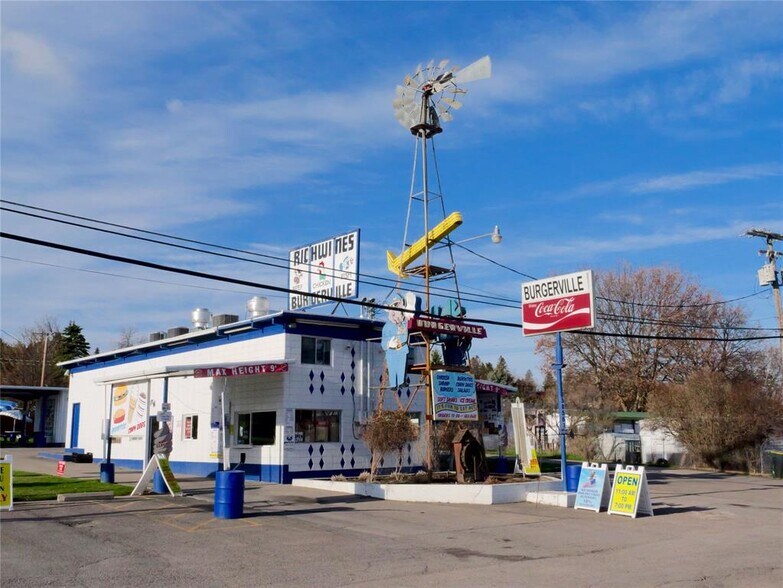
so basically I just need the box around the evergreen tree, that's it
[489,356,515,386]
[56,322,90,362]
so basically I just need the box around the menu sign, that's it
[431,371,478,421]
[110,381,149,436]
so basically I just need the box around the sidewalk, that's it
[1,447,229,499]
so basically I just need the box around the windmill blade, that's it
[438,59,450,70]
[443,97,463,110]
[453,55,492,84]
[439,110,454,122]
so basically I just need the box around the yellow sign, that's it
[525,448,541,476]
[157,457,182,495]
[609,471,641,515]
[386,212,463,277]
[0,457,13,511]
[608,466,653,518]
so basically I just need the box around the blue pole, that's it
[554,332,568,491]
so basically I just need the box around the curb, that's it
[57,491,115,502]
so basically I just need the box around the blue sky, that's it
[2,1,782,381]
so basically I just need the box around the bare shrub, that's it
[362,409,418,480]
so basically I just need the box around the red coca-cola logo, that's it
[522,293,593,335]
[533,297,576,318]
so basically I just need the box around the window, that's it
[301,337,331,365]
[294,410,340,443]
[184,415,199,440]
[236,411,276,446]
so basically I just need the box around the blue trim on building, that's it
[62,311,382,374]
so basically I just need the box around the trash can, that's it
[565,464,582,492]
[770,451,783,479]
[214,470,245,519]
[153,470,168,494]
[100,463,115,484]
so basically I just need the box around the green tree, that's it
[488,356,515,386]
[55,322,90,362]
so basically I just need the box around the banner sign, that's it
[475,380,516,396]
[431,371,478,421]
[110,381,149,437]
[194,362,288,379]
[608,465,654,518]
[521,270,595,336]
[289,230,360,310]
[574,462,611,512]
[510,400,541,475]
[408,316,487,338]
[0,456,12,511]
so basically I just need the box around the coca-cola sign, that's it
[521,270,595,336]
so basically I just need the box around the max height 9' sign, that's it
[521,270,595,336]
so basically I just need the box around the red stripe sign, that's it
[194,363,288,378]
[521,270,595,336]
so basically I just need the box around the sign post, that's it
[521,270,595,491]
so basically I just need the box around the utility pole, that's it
[746,229,783,362]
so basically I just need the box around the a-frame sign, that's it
[608,464,654,518]
[131,455,182,497]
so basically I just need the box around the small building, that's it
[59,311,427,483]
[598,412,687,466]
[0,385,69,447]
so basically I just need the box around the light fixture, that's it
[434,225,503,248]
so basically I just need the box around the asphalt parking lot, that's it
[1,449,781,587]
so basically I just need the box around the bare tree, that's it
[536,265,759,412]
[116,327,144,349]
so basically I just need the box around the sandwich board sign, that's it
[131,455,182,497]
[0,455,13,511]
[573,462,611,513]
[608,465,654,518]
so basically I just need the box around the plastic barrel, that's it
[100,463,115,484]
[565,464,582,492]
[214,470,245,519]
[153,470,168,494]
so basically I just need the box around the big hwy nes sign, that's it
[521,270,595,336]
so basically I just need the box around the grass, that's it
[11,470,134,502]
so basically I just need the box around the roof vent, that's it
[149,332,166,342]
[213,314,240,327]
[167,327,189,338]
[191,308,211,329]
[247,296,269,318]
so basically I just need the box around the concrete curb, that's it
[57,491,115,502]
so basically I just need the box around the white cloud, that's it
[631,162,783,194]
[1,29,72,87]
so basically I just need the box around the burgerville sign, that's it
[521,270,595,336]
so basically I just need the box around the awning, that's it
[475,380,517,396]
[95,361,288,385]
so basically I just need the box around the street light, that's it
[436,225,502,248]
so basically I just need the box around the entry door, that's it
[70,403,81,448]
[147,417,160,463]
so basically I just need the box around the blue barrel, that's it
[566,464,582,492]
[214,470,245,519]
[100,463,115,484]
[153,470,168,494]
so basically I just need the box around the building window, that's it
[301,337,331,365]
[236,411,276,446]
[184,415,199,440]
[294,410,340,443]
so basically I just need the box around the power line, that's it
[3,231,780,344]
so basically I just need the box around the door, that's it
[70,403,81,448]
[147,417,160,463]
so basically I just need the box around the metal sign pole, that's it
[554,332,568,491]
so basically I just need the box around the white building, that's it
[60,311,427,483]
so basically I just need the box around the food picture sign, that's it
[289,230,360,310]
[521,270,595,336]
[110,381,149,436]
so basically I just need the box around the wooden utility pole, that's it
[746,229,783,362]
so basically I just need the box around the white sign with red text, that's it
[521,270,595,336]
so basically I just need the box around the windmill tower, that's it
[389,56,493,469]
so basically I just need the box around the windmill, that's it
[388,56,493,470]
